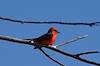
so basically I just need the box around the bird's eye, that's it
[54,30,57,32]
[54,30,60,33]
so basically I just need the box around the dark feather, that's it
[24,32,53,41]
[34,32,53,41]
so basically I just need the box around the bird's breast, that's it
[49,32,58,45]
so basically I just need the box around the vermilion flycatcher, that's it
[25,27,59,48]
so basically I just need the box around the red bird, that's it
[26,27,59,48]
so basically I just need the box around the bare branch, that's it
[39,48,64,66]
[0,35,31,45]
[0,16,100,26]
[75,51,99,57]
[0,35,100,65]
[52,35,88,48]
[45,46,100,66]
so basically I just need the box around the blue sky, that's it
[0,0,100,66]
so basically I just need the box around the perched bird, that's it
[25,27,60,48]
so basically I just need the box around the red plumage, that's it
[25,27,59,48]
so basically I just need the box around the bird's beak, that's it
[57,31,60,33]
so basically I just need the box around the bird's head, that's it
[47,27,59,45]
[48,27,60,34]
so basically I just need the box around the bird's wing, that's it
[35,32,53,41]
[24,32,53,41]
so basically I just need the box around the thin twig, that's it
[52,35,88,48]
[0,35,100,65]
[39,48,64,66]
[75,51,99,57]
[0,16,100,26]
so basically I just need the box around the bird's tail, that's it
[24,38,41,49]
